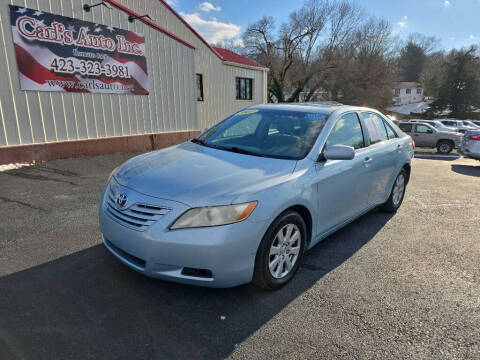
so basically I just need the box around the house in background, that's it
[392,82,424,105]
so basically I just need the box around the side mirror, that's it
[427,129,433,133]
[323,145,355,161]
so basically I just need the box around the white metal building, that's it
[392,82,424,106]
[0,0,268,164]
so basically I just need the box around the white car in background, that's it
[460,120,480,129]
[438,120,476,134]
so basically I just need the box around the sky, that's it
[166,0,480,50]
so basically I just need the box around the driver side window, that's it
[326,113,365,150]
[415,124,431,133]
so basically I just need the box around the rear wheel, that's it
[381,169,407,212]
[437,140,453,154]
[252,211,306,290]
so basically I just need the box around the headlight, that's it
[106,166,119,185]
[170,201,257,229]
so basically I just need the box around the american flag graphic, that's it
[9,5,149,95]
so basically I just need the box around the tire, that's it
[252,211,306,290]
[436,140,453,154]
[380,169,407,212]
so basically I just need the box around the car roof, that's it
[400,121,430,125]
[250,103,381,116]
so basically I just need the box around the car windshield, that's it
[194,108,329,160]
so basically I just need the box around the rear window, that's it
[442,121,455,126]
[361,113,388,144]
[399,123,412,132]
[384,122,396,139]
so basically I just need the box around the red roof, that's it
[106,0,266,69]
[105,0,195,49]
[212,47,266,68]
[157,0,266,69]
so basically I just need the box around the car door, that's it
[359,112,401,206]
[413,124,435,147]
[314,112,370,235]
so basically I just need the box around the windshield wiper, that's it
[193,140,269,158]
[191,138,205,145]
[219,146,269,158]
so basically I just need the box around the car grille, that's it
[104,187,171,231]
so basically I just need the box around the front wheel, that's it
[252,211,306,290]
[381,169,407,212]
[437,140,453,154]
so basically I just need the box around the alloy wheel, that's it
[392,173,405,207]
[438,143,451,153]
[268,223,301,279]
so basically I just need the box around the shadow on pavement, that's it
[451,164,480,177]
[0,210,393,360]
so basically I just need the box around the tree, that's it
[407,33,440,55]
[421,51,445,96]
[398,42,426,82]
[429,47,480,119]
[321,18,395,107]
[242,0,364,103]
[242,0,397,107]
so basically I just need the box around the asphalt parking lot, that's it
[0,152,479,360]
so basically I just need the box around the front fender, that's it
[238,161,318,237]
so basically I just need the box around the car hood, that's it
[114,142,297,207]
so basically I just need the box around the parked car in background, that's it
[100,104,414,289]
[398,122,463,154]
[438,120,476,134]
[458,130,480,160]
[460,120,480,129]
[409,119,457,132]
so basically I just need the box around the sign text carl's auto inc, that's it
[9,5,149,95]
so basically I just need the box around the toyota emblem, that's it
[116,193,128,208]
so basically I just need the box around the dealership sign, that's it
[9,5,149,95]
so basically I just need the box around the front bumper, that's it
[99,184,269,288]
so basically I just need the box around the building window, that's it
[394,88,400,95]
[196,74,204,101]
[416,88,422,94]
[406,88,411,94]
[236,77,253,100]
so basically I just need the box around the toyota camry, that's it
[99,104,414,289]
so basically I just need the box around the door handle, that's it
[363,156,373,164]
[413,134,419,136]
[397,144,401,148]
